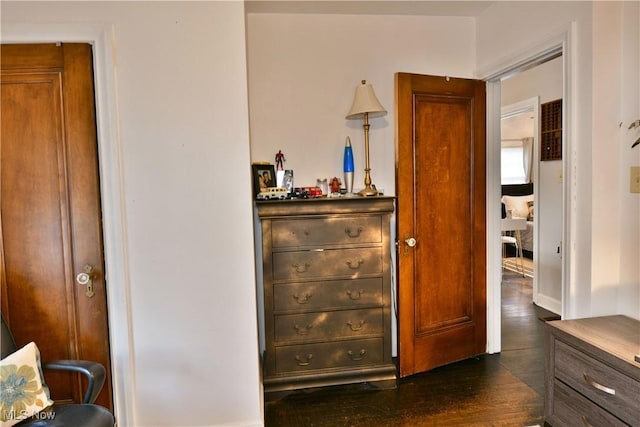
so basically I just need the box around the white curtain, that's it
[522,137,534,182]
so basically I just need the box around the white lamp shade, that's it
[346,80,387,119]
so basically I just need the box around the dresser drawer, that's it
[275,338,384,373]
[274,308,383,344]
[272,216,382,248]
[550,379,628,427]
[273,278,383,312]
[273,247,382,281]
[554,340,640,425]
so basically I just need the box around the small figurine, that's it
[331,177,341,193]
[275,150,286,170]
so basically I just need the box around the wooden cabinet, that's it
[257,197,397,392]
[541,99,562,161]
[545,315,640,426]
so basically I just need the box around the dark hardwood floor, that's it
[265,267,558,426]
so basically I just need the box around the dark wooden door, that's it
[395,72,486,377]
[0,43,112,408]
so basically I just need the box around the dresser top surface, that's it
[548,315,640,371]
[256,196,395,217]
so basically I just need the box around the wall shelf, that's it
[541,99,562,161]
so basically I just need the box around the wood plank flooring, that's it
[503,256,534,278]
[264,269,558,426]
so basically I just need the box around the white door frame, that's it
[501,97,540,303]
[2,23,136,425]
[481,24,575,353]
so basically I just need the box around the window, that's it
[501,141,527,184]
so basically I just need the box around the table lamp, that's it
[346,80,387,196]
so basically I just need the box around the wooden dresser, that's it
[256,197,397,392]
[545,315,640,426]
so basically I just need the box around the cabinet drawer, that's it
[550,379,628,427]
[275,338,384,373]
[274,308,383,344]
[273,248,382,281]
[554,340,640,424]
[273,278,383,312]
[272,216,382,248]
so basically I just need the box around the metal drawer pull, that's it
[347,320,365,331]
[581,416,593,427]
[348,349,366,361]
[346,289,364,300]
[295,354,313,366]
[294,324,313,335]
[583,373,616,395]
[292,262,311,273]
[293,293,312,304]
[346,259,364,269]
[345,227,363,238]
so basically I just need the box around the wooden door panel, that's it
[2,73,78,401]
[2,72,73,343]
[396,73,486,377]
[1,43,112,408]
[414,95,473,335]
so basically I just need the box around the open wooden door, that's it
[395,73,486,377]
[1,43,113,408]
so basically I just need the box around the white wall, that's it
[502,57,563,310]
[246,12,476,193]
[478,1,640,320]
[1,2,263,426]
[617,1,640,318]
[501,57,563,106]
[592,1,640,318]
[246,11,475,358]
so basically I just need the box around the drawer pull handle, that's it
[293,293,312,304]
[295,354,313,366]
[581,416,593,427]
[294,324,313,335]
[292,262,311,273]
[345,227,363,238]
[346,289,364,300]
[346,259,364,269]
[583,373,616,395]
[348,349,366,361]
[347,320,365,331]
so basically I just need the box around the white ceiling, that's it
[245,1,495,16]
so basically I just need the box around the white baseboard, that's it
[535,293,561,315]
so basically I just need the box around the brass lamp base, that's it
[359,186,378,197]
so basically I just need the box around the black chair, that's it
[1,314,115,427]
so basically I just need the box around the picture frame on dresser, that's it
[252,163,275,198]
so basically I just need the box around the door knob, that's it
[76,264,95,298]
[403,235,417,256]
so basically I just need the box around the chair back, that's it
[1,313,18,359]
